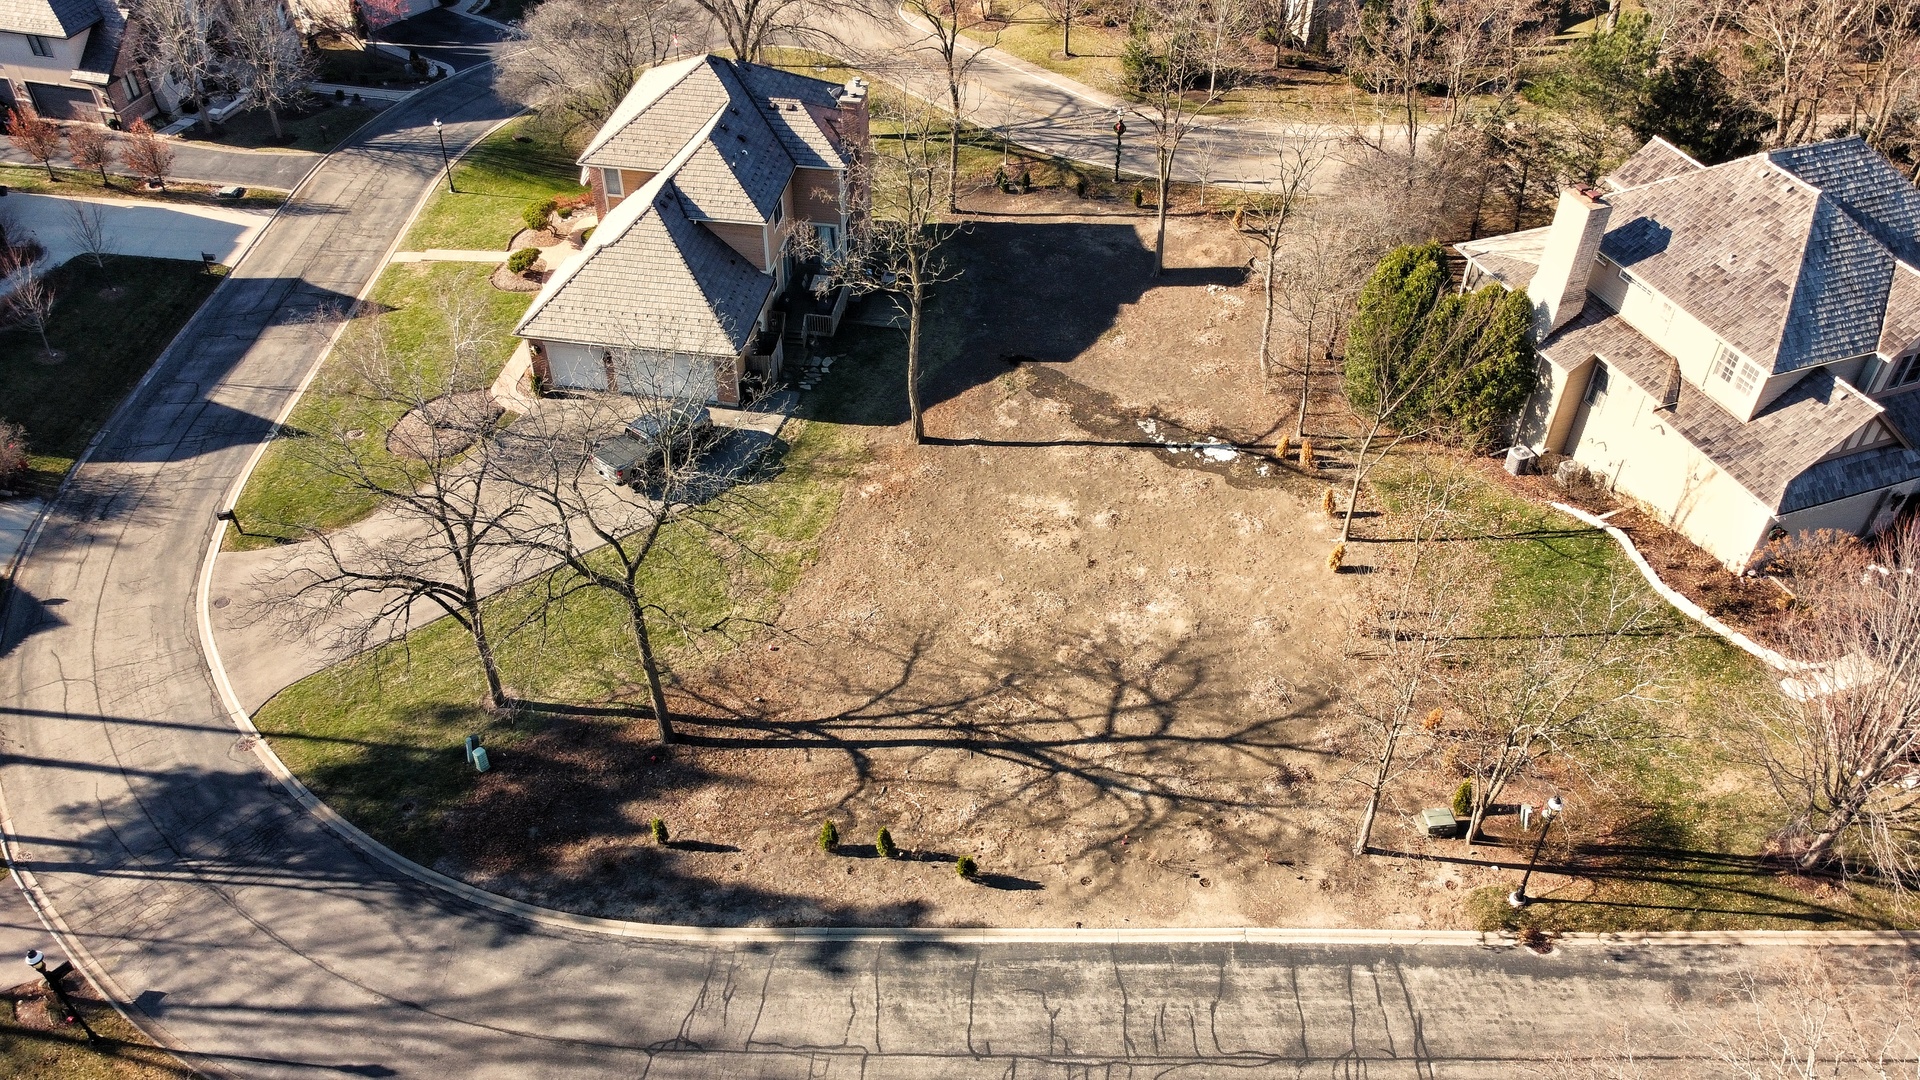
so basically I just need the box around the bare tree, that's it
[1273,207,1376,436]
[256,298,528,711]
[129,0,223,136]
[1036,0,1089,56]
[66,124,116,187]
[689,0,884,63]
[496,364,776,744]
[224,0,314,143]
[122,118,175,187]
[1127,0,1232,274]
[900,0,1000,210]
[1348,466,1475,855]
[63,202,111,268]
[1855,0,1920,151]
[1761,523,1920,881]
[6,107,62,181]
[499,0,687,131]
[1235,128,1330,383]
[1734,0,1865,147]
[1441,583,1664,849]
[810,99,962,444]
[3,250,57,358]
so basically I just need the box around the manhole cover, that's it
[211,597,230,609]
[345,428,366,440]
[231,735,258,754]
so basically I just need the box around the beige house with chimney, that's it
[516,54,869,407]
[1460,136,1920,569]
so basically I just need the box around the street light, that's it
[1508,795,1564,908]
[25,949,97,1042]
[1112,105,1127,183]
[432,119,455,193]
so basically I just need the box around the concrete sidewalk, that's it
[0,192,273,269]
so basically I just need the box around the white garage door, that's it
[611,348,710,401]
[545,343,606,390]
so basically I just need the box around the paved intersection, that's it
[0,35,1916,1080]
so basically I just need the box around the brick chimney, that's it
[836,77,870,150]
[1526,186,1612,339]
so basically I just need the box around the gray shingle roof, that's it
[0,0,101,36]
[1771,138,1920,266]
[516,166,773,357]
[673,108,791,223]
[580,55,848,172]
[1605,136,1702,191]
[1600,158,1893,375]
[1540,307,1890,510]
[75,0,121,76]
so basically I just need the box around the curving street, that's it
[0,40,1918,1080]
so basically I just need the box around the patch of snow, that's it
[1200,445,1238,462]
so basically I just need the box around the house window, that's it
[1888,352,1920,391]
[1583,361,1609,406]
[770,198,783,225]
[602,168,622,197]
[814,223,838,253]
[1713,342,1760,394]
[27,35,53,58]
[121,71,144,100]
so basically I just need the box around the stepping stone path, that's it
[797,355,836,391]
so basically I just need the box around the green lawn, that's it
[252,418,863,864]
[313,36,432,88]
[0,256,225,492]
[2,962,192,1080]
[226,262,533,548]
[401,117,585,252]
[1371,456,1908,931]
[0,166,286,209]
[177,100,380,153]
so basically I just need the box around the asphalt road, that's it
[377,7,511,72]
[1,44,1918,1080]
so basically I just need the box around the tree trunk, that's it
[1353,726,1400,855]
[469,607,508,710]
[906,279,926,443]
[1258,254,1276,381]
[42,157,54,180]
[267,103,286,141]
[629,598,676,743]
[1153,158,1171,275]
[947,80,962,212]
[1062,12,1072,57]
[1298,344,1319,438]
[1338,422,1380,543]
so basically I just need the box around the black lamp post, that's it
[1508,795,1565,908]
[25,950,98,1042]
[1112,107,1127,182]
[433,119,455,193]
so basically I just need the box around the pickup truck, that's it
[592,404,715,487]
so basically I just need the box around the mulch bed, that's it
[490,265,543,292]
[1482,454,1794,645]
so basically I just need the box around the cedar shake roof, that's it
[1880,263,1920,356]
[1783,389,1920,513]
[1599,157,1893,376]
[1456,226,1548,292]
[516,137,773,357]
[0,0,100,36]
[1770,138,1920,266]
[1604,136,1702,191]
[1540,308,1890,511]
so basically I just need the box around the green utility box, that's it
[1421,807,1461,838]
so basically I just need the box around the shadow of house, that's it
[807,219,1247,427]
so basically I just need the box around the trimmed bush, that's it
[955,855,978,879]
[507,247,539,274]
[1321,488,1337,517]
[1299,438,1313,469]
[1276,434,1290,460]
[1327,543,1344,572]
[522,197,557,232]
[876,827,897,859]
[1451,780,1474,819]
[818,819,839,852]
[1132,187,1144,208]
[650,817,669,844]
[579,226,595,244]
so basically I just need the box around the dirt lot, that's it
[429,199,1524,928]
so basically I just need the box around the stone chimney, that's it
[1526,186,1612,340]
[836,77,870,148]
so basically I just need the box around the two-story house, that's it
[0,0,156,125]
[515,54,870,406]
[1459,136,1920,569]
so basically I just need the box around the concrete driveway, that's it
[0,192,272,268]
[377,8,510,72]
